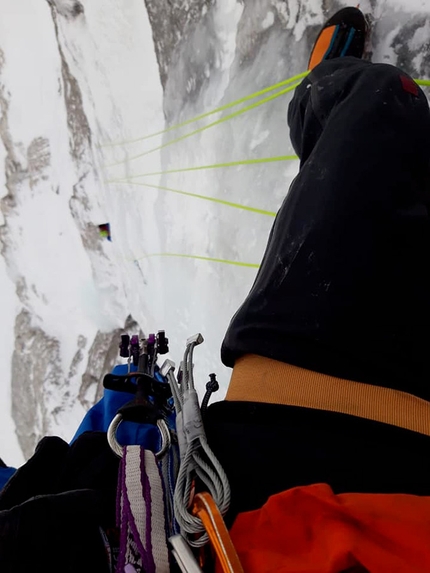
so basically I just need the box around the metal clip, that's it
[192,492,244,573]
[169,535,203,573]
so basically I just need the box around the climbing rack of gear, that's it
[105,330,243,573]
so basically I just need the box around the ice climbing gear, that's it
[191,492,244,573]
[108,330,231,571]
[161,334,231,547]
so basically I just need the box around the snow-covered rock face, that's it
[1,0,430,465]
[0,0,164,465]
[144,0,213,90]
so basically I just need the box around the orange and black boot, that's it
[308,7,367,70]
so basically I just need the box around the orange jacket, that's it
[228,483,430,572]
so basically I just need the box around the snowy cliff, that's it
[0,0,163,464]
[1,0,430,466]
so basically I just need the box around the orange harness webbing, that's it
[226,354,430,436]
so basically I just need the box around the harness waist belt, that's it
[226,354,430,436]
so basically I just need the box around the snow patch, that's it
[250,130,270,150]
[409,19,430,51]
[213,0,244,73]
[261,11,275,30]
[0,138,7,225]
[274,0,324,41]
[383,0,430,12]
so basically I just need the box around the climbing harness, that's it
[106,329,238,572]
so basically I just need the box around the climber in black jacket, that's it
[205,6,430,521]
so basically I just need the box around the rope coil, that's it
[167,335,231,547]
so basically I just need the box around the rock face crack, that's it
[47,1,84,21]
[0,49,28,216]
[144,0,214,89]
[47,0,91,161]
[12,309,63,460]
